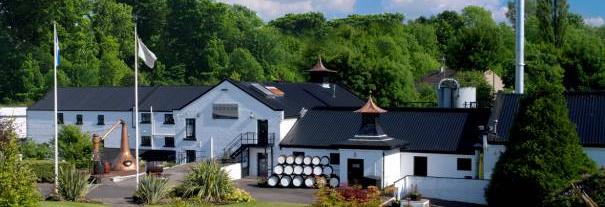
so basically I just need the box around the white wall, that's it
[279,118,297,141]
[483,144,505,179]
[176,81,283,162]
[0,107,27,138]
[26,110,178,151]
[383,149,401,187]
[396,176,489,205]
[222,163,242,180]
[401,152,476,178]
[339,149,384,187]
[585,147,605,168]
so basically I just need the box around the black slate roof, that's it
[488,92,605,146]
[28,80,363,116]
[28,86,212,112]
[281,107,490,153]
[233,81,364,117]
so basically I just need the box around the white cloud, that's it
[584,16,605,27]
[382,0,509,23]
[217,0,356,21]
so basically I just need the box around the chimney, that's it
[515,0,525,94]
[308,56,336,88]
[352,96,392,141]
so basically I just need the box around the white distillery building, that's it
[278,97,490,189]
[26,59,363,174]
[0,107,27,138]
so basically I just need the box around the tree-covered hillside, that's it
[1,0,604,106]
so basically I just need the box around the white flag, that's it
[137,37,157,68]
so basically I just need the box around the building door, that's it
[257,153,268,177]
[257,119,268,145]
[186,150,196,163]
[414,156,427,176]
[347,159,364,186]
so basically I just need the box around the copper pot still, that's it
[112,120,137,171]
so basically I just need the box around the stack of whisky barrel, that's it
[267,154,339,188]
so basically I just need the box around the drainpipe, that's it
[382,151,385,189]
[515,0,525,94]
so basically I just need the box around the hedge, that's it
[23,160,74,183]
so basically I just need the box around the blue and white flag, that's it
[54,24,60,67]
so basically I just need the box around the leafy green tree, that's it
[536,0,569,47]
[228,48,265,81]
[0,120,41,206]
[269,12,327,37]
[446,6,508,72]
[486,63,596,206]
[57,125,92,169]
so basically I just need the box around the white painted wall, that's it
[401,152,476,178]
[175,81,283,162]
[483,144,505,179]
[339,149,384,187]
[395,176,489,205]
[585,147,605,168]
[27,109,179,152]
[0,107,27,138]
[279,118,297,141]
[222,163,242,180]
[384,149,401,187]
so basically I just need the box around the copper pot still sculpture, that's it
[92,119,137,172]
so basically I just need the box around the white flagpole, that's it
[53,21,59,194]
[134,25,140,185]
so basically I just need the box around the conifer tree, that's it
[486,64,596,206]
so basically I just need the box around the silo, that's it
[438,79,459,108]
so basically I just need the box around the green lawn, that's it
[40,201,107,207]
[41,201,306,207]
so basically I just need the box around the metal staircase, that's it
[223,132,275,160]
[222,132,276,177]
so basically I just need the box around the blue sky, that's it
[218,0,605,26]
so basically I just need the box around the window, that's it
[76,114,83,125]
[141,113,151,123]
[97,115,104,125]
[141,136,151,146]
[57,113,64,124]
[212,104,238,119]
[457,158,472,171]
[164,137,175,147]
[330,153,340,165]
[293,151,305,157]
[413,156,427,176]
[185,119,195,140]
[164,114,174,124]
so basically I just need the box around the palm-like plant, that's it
[134,175,171,204]
[179,160,234,202]
[58,165,91,201]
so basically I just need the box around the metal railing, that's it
[223,132,275,160]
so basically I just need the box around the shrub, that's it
[58,125,92,169]
[0,120,41,206]
[19,138,52,159]
[224,188,254,203]
[176,160,234,203]
[547,168,605,206]
[58,165,91,201]
[24,160,72,183]
[313,185,381,207]
[134,175,171,204]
